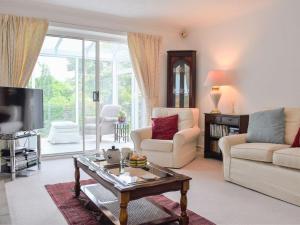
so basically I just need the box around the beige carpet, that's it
[2,156,300,225]
[0,178,11,225]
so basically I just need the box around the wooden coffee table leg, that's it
[74,158,81,197]
[179,180,189,225]
[119,192,129,225]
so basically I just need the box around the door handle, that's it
[93,91,99,102]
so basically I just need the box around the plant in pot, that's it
[118,110,126,123]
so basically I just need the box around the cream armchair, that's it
[131,107,200,168]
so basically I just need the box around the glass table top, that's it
[75,154,174,186]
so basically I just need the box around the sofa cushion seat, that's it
[273,148,300,170]
[231,143,289,162]
[141,139,173,152]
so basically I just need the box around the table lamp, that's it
[204,70,231,114]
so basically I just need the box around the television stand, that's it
[0,132,41,180]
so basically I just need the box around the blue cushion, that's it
[247,108,285,144]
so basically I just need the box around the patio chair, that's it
[99,104,121,141]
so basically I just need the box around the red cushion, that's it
[291,128,300,147]
[151,114,178,140]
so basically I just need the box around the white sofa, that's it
[219,108,300,206]
[130,107,200,168]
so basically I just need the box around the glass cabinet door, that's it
[167,51,196,108]
[173,60,190,107]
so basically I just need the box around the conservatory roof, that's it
[40,36,131,61]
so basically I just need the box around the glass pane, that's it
[40,36,60,54]
[118,61,133,128]
[184,63,190,107]
[76,155,173,186]
[174,64,181,107]
[98,41,116,144]
[172,60,190,108]
[99,60,113,105]
[100,41,131,61]
[99,40,144,144]
[29,36,83,155]
[84,41,96,151]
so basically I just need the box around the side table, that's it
[114,122,129,142]
[204,113,249,160]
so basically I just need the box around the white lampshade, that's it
[204,70,231,87]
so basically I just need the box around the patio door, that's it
[30,32,144,156]
[30,36,101,155]
[29,36,85,155]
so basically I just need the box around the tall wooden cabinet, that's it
[167,50,196,108]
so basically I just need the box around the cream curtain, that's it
[0,15,48,87]
[127,32,161,123]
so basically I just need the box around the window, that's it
[29,32,144,155]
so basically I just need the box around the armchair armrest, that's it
[173,127,200,149]
[130,127,152,152]
[219,134,247,158]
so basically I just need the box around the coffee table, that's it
[73,154,191,225]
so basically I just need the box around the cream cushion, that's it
[284,108,300,145]
[231,143,289,162]
[152,107,198,130]
[141,139,173,152]
[273,148,300,170]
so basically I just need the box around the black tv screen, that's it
[0,87,43,134]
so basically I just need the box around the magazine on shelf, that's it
[210,124,236,138]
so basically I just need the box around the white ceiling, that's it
[3,0,273,29]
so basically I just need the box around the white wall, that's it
[187,0,300,123]
[0,0,189,106]
[4,0,299,134]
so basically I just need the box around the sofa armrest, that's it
[130,127,152,152]
[173,127,200,150]
[219,134,247,158]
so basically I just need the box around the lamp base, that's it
[210,109,221,114]
[210,86,222,114]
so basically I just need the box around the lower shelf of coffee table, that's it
[81,184,179,225]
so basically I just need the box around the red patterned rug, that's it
[45,179,215,225]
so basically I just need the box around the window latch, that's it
[93,91,99,102]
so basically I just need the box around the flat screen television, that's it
[0,87,43,134]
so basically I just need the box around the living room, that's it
[1,0,300,225]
